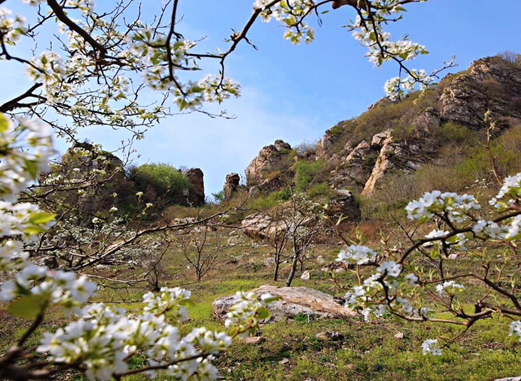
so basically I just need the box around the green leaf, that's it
[0,114,9,132]
[321,10,329,14]
[24,226,47,234]
[257,307,271,320]
[24,159,39,179]
[29,212,56,225]
[9,295,46,319]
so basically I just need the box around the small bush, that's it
[496,51,521,68]
[248,188,292,210]
[293,160,326,191]
[130,163,192,204]
[295,139,318,155]
[306,182,332,199]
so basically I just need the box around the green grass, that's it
[3,231,521,381]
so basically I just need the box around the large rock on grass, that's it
[213,285,355,322]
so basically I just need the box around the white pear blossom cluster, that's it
[36,291,235,380]
[255,0,315,45]
[472,220,509,240]
[509,321,521,342]
[336,172,521,356]
[143,287,191,321]
[0,117,271,380]
[349,1,431,98]
[490,173,521,211]
[422,339,442,356]
[225,291,275,337]
[424,229,468,254]
[406,191,481,223]
[0,6,27,44]
[338,248,426,322]
[337,244,378,265]
[435,281,465,297]
[384,69,433,101]
[1,0,247,135]
[352,13,427,66]
[0,115,53,201]
[0,263,96,310]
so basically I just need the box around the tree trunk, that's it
[286,250,300,287]
[273,253,280,281]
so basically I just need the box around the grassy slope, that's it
[3,236,520,381]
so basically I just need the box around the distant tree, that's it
[176,222,229,282]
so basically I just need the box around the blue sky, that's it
[2,0,521,196]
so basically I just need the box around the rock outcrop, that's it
[316,128,342,160]
[239,55,521,214]
[440,57,521,129]
[223,173,240,200]
[213,285,355,322]
[245,140,293,189]
[325,189,362,223]
[329,140,373,190]
[182,168,205,206]
[241,213,282,240]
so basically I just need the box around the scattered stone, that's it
[315,331,345,341]
[495,378,521,381]
[240,336,266,345]
[279,358,290,365]
[300,271,311,281]
[448,254,459,260]
[371,130,392,149]
[241,213,283,240]
[394,332,404,339]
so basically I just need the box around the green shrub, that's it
[293,160,326,191]
[306,182,332,199]
[440,122,479,146]
[212,190,225,203]
[248,188,292,210]
[130,163,192,202]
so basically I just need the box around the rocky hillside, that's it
[228,55,521,214]
[45,142,207,220]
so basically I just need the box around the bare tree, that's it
[176,223,229,282]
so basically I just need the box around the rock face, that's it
[213,285,355,322]
[316,128,341,160]
[440,57,521,129]
[362,131,395,195]
[182,168,205,206]
[239,55,521,213]
[329,140,373,190]
[245,140,292,189]
[241,213,280,240]
[325,189,361,223]
[223,173,240,200]
[412,107,440,136]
